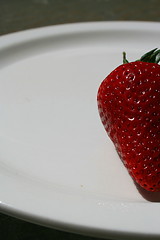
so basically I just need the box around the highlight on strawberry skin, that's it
[97,48,160,192]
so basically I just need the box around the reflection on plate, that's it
[0,22,160,240]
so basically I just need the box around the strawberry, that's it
[97,48,160,192]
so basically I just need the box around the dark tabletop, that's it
[0,0,160,240]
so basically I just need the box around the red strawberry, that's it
[97,49,160,192]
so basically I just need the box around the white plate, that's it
[0,21,160,240]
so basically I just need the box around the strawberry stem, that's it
[139,48,160,63]
[122,48,160,64]
[123,52,129,64]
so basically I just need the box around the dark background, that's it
[0,0,160,239]
[1,0,160,36]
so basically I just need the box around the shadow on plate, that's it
[135,182,160,202]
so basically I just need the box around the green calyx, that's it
[123,48,160,64]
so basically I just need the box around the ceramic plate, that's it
[0,22,160,240]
